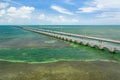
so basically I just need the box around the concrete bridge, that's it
[16,26,120,53]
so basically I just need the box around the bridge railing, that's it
[15,26,120,53]
[33,27,120,44]
[33,28,120,52]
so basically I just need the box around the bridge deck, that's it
[16,26,120,53]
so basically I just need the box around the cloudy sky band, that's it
[0,0,120,25]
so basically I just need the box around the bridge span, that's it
[16,26,120,53]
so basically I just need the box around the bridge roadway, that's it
[16,26,120,53]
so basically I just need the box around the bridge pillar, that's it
[109,47,116,53]
[98,44,104,50]
[99,40,103,44]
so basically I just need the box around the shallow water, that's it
[0,61,120,80]
[0,25,120,63]
[0,25,120,80]
[0,26,70,48]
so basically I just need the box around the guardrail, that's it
[15,26,120,53]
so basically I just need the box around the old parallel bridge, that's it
[16,26,120,53]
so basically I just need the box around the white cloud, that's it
[38,14,120,24]
[7,7,16,12]
[94,0,120,9]
[51,5,73,15]
[78,0,120,13]
[7,6,35,19]
[97,12,120,18]
[38,14,46,20]
[1,0,120,25]
[88,18,120,25]
[38,14,79,23]
[0,5,35,24]
[78,6,101,13]
[0,10,5,17]
[0,2,9,9]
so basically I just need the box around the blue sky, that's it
[0,0,120,25]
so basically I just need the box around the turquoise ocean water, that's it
[0,25,120,63]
